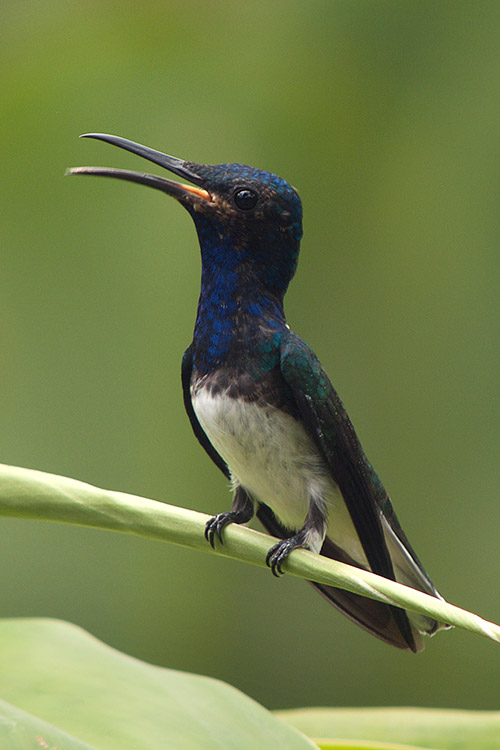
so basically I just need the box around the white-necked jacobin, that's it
[69,134,449,651]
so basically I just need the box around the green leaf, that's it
[314,742,432,750]
[0,463,499,645]
[0,697,97,750]
[0,619,317,750]
[314,743,432,750]
[277,707,500,750]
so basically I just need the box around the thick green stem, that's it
[0,463,498,644]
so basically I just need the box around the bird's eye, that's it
[234,188,258,211]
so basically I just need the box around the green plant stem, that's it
[0,463,498,645]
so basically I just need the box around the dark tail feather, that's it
[257,503,422,652]
[313,536,421,652]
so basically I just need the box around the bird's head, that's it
[68,134,303,298]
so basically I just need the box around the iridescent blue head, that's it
[69,134,303,300]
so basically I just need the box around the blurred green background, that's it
[1,0,498,712]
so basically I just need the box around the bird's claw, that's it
[204,512,233,548]
[266,534,306,577]
[266,540,291,577]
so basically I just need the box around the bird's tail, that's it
[315,533,449,652]
[257,503,449,652]
[379,512,450,638]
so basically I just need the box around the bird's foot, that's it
[205,488,254,548]
[265,532,307,577]
[205,510,246,548]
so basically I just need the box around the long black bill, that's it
[66,133,211,202]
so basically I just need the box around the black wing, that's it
[181,345,230,480]
[279,330,419,651]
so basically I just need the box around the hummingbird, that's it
[69,134,448,652]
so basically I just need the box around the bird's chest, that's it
[191,376,331,527]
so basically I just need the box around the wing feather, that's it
[279,331,419,651]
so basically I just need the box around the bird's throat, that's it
[193,270,286,374]
[190,214,289,373]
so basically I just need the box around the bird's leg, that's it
[205,486,254,548]
[266,497,327,577]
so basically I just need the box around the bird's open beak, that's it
[66,133,212,203]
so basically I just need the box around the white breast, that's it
[192,384,364,563]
